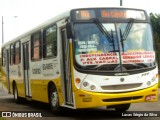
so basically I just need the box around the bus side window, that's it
[15,41,21,64]
[43,25,57,58]
[31,32,42,60]
[2,48,6,67]
[10,44,15,65]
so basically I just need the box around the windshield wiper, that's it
[92,18,113,43]
[121,18,134,41]
[120,29,124,52]
[92,18,117,52]
[114,65,127,71]
[120,18,134,52]
[111,30,116,51]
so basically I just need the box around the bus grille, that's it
[102,96,143,102]
[101,83,142,90]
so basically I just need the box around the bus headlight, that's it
[90,85,96,90]
[83,82,89,87]
[147,81,151,86]
[151,77,156,82]
[81,81,99,92]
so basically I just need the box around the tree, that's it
[0,57,1,73]
[149,13,160,68]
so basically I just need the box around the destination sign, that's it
[100,9,146,20]
[73,8,146,21]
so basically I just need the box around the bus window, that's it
[15,41,21,64]
[43,25,57,58]
[31,32,41,60]
[10,44,14,65]
[2,48,6,67]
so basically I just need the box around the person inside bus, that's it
[85,32,110,53]
[96,33,109,53]
[96,31,119,53]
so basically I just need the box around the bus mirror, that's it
[66,22,73,39]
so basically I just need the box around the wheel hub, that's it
[51,92,58,107]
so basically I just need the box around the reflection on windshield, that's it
[74,23,155,71]
[119,23,154,52]
[74,23,118,54]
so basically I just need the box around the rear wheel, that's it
[49,85,61,114]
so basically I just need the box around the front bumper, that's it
[74,84,158,108]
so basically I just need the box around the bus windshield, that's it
[73,22,155,71]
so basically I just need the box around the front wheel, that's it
[49,85,61,114]
[107,103,131,112]
[114,104,131,112]
[13,84,23,103]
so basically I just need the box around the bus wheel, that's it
[114,104,131,112]
[49,85,61,114]
[13,84,22,103]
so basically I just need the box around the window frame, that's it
[2,48,6,67]
[14,41,21,65]
[10,43,15,65]
[31,31,42,61]
[43,24,57,59]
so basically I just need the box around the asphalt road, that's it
[0,83,160,120]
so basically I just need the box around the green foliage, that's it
[150,13,160,34]
[149,13,160,68]
[0,57,1,73]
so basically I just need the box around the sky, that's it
[0,0,160,47]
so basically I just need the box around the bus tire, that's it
[49,85,61,114]
[13,84,23,103]
[114,103,131,112]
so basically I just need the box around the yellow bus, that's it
[1,7,158,113]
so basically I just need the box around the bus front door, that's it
[23,42,31,97]
[61,28,73,106]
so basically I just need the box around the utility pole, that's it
[1,16,18,45]
[120,0,123,6]
[2,16,4,44]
